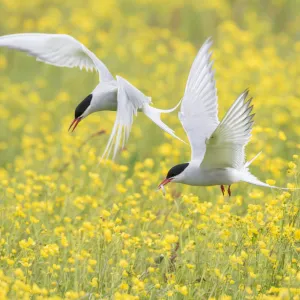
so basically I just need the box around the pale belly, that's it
[182,168,241,186]
[91,86,118,112]
[102,89,118,111]
[90,84,146,113]
[90,81,151,114]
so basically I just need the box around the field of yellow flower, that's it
[0,0,299,299]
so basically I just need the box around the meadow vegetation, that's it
[0,0,299,299]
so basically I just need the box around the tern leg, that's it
[228,185,232,197]
[220,185,225,196]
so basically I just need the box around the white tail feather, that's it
[241,172,277,189]
[241,152,298,190]
[142,102,186,144]
[245,151,262,168]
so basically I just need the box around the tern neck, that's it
[90,82,118,112]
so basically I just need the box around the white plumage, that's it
[179,37,219,162]
[201,90,254,170]
[0,33,182,159]
[159,38,295,194]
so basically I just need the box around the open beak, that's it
[158,178,173,189]
[68,118,82,132]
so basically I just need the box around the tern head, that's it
[69,94,93,132]
[158,163,189,188]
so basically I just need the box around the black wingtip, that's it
[244,88,250,96]
[246,96,253,105]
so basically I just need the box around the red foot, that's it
[228,185,232,197]
[220,185,225,196]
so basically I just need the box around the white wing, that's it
[200,90,254,170]
[0,33,114,82]
[179,37,219,162]
[101,75,151,160]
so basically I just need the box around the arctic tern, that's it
[0,33,182,159]
[159,38,295,196]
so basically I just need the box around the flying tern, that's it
[0,33,182,159]
[159,38,295,196]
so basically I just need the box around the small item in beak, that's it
[158,177,173,195]
[157,184,166,196]
[159,184,166,195]
[158,178,172,188]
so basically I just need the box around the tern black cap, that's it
[166,163,189,179]
[75,94,92,118]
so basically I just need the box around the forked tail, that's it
[241,152,298,190]
[142,100,185,143]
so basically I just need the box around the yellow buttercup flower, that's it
[0,1,299,298]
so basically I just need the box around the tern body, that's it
[0,33,182,159]
[88,81,153,114]
[173,164,241,186]
[159,38,294,195]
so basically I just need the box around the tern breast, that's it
[91,81,118,112]
[181,165,241,186]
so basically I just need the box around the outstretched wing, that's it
[179,37,219,162]
[101,76,151,160]
[0,33,114,82]
[200,90,254,170]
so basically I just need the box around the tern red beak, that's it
[158,178,173,189]
[68,118,82,132]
